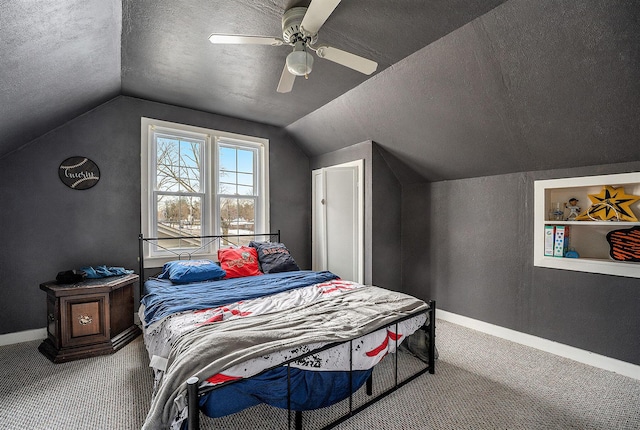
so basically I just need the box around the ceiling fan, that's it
[208,0,378,93]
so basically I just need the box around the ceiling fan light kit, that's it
[286,41,314,76]
[208,0,378,93]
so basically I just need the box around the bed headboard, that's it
[138,231,281,290]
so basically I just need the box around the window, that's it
[141,118,269,265]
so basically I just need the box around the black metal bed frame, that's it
[186,303,436,430]
[137,232,436,430]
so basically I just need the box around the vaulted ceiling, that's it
[2,0,639,181]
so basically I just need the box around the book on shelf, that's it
[553,225,570,257]
[544,225,555,256]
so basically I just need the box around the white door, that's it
[312,160,363,283]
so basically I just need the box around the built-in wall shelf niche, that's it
[534,172,640,278]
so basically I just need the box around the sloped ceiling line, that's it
[287,0,640,182]
[2,0,638,182]
[1,0,509,159]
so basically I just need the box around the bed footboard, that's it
[185,300,436,430]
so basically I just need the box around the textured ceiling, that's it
[0,0,506,159]
[288,0,640,181]
[120,0,507,127]
[1,0,638,182]
[0,0,121,159]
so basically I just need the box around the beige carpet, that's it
[0,320,638,429]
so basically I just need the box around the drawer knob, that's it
[48,313,55,322]
[78,314,93,325]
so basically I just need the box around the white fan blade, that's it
[277,64,295,93]
[208,34,284,46]
[300,0,341,36]
[315,46,378,75]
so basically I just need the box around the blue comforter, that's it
[199,367,372,418]
[141,270,339,326]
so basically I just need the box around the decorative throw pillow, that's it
[218,246,262,279]
[249,241,300,274]
[158,260,226,284]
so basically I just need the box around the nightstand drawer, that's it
[61,294,109,347]
[71,302,101,337]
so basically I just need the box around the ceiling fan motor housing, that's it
[207,2,378,92]
[282,7,317,44]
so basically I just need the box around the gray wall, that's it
[371,145,402,291]
[401,182,432,301]
[403,161,640,366]
[310,141,401,290]
[2,93,638,368]
[0,96,310,335]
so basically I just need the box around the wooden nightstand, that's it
[38,273,141,363]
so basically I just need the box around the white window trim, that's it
[141,117,269,268]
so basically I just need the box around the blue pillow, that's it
[158,260,226,284]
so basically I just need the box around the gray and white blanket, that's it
[142,285,429,430]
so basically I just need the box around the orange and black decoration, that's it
[607,226,640,262]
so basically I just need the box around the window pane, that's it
[219,183,236,195]
[184,167,201,191]
[219,171,237,189]
[157,135,201,193]
[156,195,202,246]
[237,185,254,195]
[237,173,253,186]
[218,146,255,196]
[220,197,255,236]
[237,149,254,173]
[219,146,236,172]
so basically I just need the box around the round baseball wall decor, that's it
[59,156,100,190]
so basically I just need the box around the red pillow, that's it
[218,246,262,279]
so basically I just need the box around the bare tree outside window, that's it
[155,135,204,248]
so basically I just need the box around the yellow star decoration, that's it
[575,185,640,222]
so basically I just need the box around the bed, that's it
[138,232,436,430]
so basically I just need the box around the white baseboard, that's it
[4,312,639,381]
[437,309,640,381]
[0,328,47,347]
[1,311,141,347]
